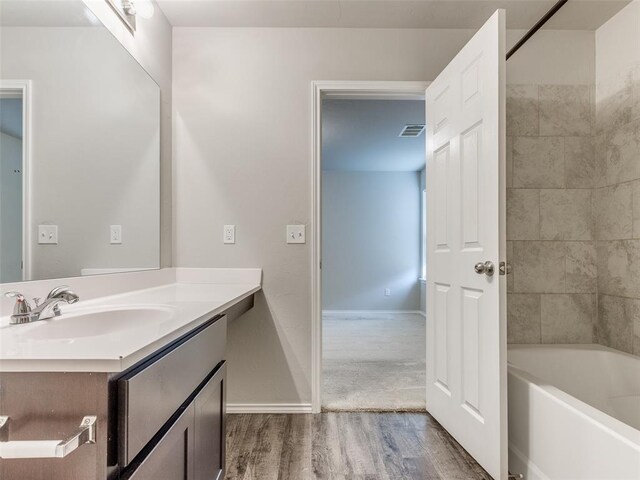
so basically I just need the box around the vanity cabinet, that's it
[0,292,255,480]
[123,364,226,480]
[117,314,229,480]
[117,315,227,467]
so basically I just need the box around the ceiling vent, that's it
[399,124,425,137]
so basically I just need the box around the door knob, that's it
[474,261,495,277]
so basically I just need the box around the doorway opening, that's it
[311,81,429,413]
[0,80,31,283]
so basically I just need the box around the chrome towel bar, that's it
[0,415,96,459]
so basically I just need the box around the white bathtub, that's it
[508,344,640,480]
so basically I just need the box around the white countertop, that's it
[0,271,261,373]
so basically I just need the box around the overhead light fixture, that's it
[122,0,155,19]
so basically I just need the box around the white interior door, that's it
[425,10,507,479]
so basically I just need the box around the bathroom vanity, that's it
[0,268,262,480]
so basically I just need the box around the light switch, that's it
[110,225,122,244]
[286,225,306,244]
[224,225,235,244]
[385,288,391,296]
[38,225,58,244]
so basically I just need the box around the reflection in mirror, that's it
[0,0,160,283]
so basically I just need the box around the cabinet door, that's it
[194,363,226,480]
[126,404,195,480]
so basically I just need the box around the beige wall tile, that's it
[632,64,640,125]
[507,189,540,240]
[595,77,633,135]
[540,85,591,137]
[541,294,594,343]
[564,137,595,188]
[507,294,541,344]
[634,314,640,357]
[593,133,609,188]
[590,84,596,136]
[506,136,513,189]
[605,118,640,185]
[633,180,640,238]
[513,241,565,293]
[595,294,637,354]
[595,183,633,240]
[596,240,640,297]
[540,189,593,240]
[507,85,539,136]
[513,137,564,188]
[565,242,596,293]
[507,241,514,293]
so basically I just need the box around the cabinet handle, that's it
[0,415,97,459]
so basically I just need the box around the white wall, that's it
[1,27,160,280]
[322,171,421,311]
[83,0,173,268]
[173,27,596,406]
[506,29,594,85]
[0,131,22,282]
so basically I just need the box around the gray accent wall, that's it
[322,171,421,311]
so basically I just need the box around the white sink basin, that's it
[25,306,176,340]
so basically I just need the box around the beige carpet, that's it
[322,312,426,411]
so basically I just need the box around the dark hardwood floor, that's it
[225,412,491,479]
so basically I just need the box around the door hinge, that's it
[499,261,512,275]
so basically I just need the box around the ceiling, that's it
[0,1,101,27]
[322,99,425,172]
[156,0,630,29]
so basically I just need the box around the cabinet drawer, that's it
[194,363,226,480]
[123,403,195,480]
[118,315,227,467]
[121,363,226,480]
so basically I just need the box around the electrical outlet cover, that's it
[110,225,122,244]
[224,225,236,244]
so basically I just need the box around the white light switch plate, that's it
[286,225,306,244]
[38,225,58,244]
[110,225,122,244]
[224,225,235,244]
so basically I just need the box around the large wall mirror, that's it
[0,0,160,282]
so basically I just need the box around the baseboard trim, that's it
[323,310,424,316]
[226,403,313,414]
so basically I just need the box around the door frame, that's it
[311,80,430,413]
[0,79,32,281]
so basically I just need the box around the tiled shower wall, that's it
[506,84,597,345]
[593,63,640,356]
[506,80,640,357]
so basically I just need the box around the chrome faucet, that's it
[4,286,79,325]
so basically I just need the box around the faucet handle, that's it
[5,291,25,301]
[4,291,32,315]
